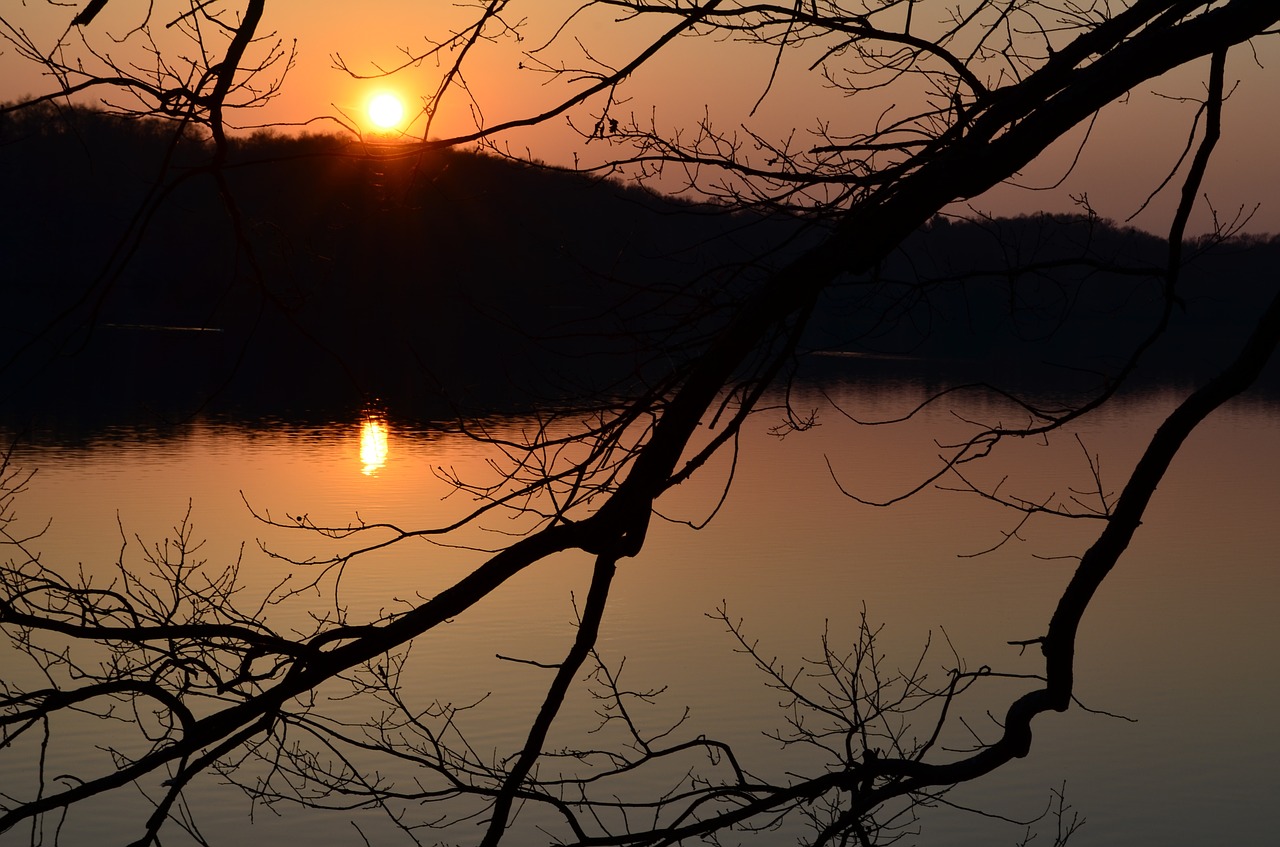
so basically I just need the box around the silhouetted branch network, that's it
[2,2,1280,846]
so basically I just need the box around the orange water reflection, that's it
[359,410,390,475]
[5,389,1280,845]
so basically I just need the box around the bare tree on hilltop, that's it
[3,2,1280,845]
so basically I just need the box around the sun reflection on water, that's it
[359,410,390,475]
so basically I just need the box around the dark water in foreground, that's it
[3,381,1278,846]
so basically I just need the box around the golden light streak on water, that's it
[360,411,389,475]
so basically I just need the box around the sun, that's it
[367,92,406,131]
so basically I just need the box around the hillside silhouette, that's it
[2,104,1277,431]
[2,105,777,425]
[803,212,1280,391]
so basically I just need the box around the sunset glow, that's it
[360,413,389,475]
[367,92,405,131]
[0,4,1277,232]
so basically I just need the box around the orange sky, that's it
[3,1,1278,234]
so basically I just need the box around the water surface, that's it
[4,382,1278,845]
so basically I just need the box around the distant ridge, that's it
[3,104,1277,432]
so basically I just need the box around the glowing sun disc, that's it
[368,93,405,130]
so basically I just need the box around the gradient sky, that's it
[3,1,1278,234]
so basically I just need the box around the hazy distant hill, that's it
[2,104,1277,430]
[803,213,1280,391]
[1,105,776,425]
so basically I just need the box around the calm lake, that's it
[3,379,1278,846]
